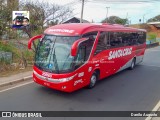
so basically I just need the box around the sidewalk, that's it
[0,71,33,87]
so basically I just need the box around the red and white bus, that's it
[28,23,146,92]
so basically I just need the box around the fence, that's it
[146,42,159,49]
[0,51,12,63]
[156,38,160,42]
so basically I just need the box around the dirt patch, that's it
[130,24,160,37]
[0,66,33,77]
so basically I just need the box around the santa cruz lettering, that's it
[108,47,132,60]
[48,29,74,33]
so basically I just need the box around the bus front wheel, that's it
[88,72,97,89]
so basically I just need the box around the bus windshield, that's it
[35,35,79,73]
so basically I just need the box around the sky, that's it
[28,0,160,24]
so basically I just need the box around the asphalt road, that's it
[0,46,160,120]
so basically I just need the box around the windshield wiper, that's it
[52,47,59,74]
[47,37,59,74]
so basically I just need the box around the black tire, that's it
[87,72,98,89]
[129,58,136,70]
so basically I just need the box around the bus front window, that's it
[35,35,79,73]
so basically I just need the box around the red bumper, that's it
[33,73,75,93]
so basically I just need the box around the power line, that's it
[90,0,160,2]
[87,0,160,4]
[62,0,80,7]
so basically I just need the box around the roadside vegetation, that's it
[0,40,34,75]
[0,0,73,76]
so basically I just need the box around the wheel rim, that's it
[90,75,96,87]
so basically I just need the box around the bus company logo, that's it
[108,47,132,60]
[48,29,74,33]
[74,79,83,86]
[42,72,52,78]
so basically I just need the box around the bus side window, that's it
[94,32,107,55]
[82,31,98,57]
[121,33,128,46]
[82,31,98,39]
[122,32,133,46]
[130,33,137,45]
[110,32,122,48]
[137,32,146,44]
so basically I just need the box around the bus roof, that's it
[44,23,146,36]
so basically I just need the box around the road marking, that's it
[0,81,34,93]
[141,65,160,68]
[147,50,160,52]
[145,100,160,120]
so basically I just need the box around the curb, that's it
[146,42,159,49]
[0,76,32,88]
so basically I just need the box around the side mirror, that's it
[28,35,43,50]
[71,38,88,56]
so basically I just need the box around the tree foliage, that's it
[20,1,73,31]
[101,16,128,25]
[0,0,73,39]
[0,0,12,38]
[147,15,160,22]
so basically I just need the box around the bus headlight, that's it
[33,70,77,83]
[58,74,77,82]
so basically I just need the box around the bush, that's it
[0,41,20,61]
[23,50,34,64]
[147,33,157,43]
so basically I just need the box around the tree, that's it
[0,0,12,39]
[147,15,160,22]
[20,1,73,32]
[101,16,128,25]
[0,0,73,39]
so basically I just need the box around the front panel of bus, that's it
[33,32,98,92]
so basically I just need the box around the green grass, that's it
[147,33,157,43]
[0,41,20,60]
[0,41,34,75]
[0,41,34,64]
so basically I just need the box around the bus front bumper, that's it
[32,72,76,92]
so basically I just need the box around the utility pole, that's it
[143,12,150,24]
[80,0,84,23]
[126,13,131,25]
[106,7,110,23]
[143,14,146,23]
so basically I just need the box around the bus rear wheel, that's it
[88,72,97,89]
[129,58,136,70]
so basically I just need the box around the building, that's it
[63,17,89,24]
[147,22,160,29]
